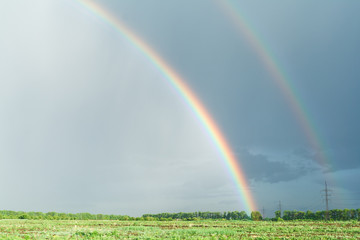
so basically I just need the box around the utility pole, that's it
[262,207,265,219]
[278,200,282,218]
[321,181,332,221]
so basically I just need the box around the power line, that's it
[321,181,332,221]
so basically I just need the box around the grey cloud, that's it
[292,148,315,160]
[238,150,315,183]
[292,147,360,173]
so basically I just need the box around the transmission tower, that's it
[262,207,265,219]
[278,200,282,218]
[321,181,332,220]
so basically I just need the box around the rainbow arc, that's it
[75,0,257,213]
[219,0,329,169]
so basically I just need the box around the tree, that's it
[275,210,281,219]
[305,210,314,220]
[295,211,305,220]
[349,209,356,220]
[315,211,324,220]
[342,209,350,220]
[239,211,249,220]
[251,211,262,221]
[283,211,291,220]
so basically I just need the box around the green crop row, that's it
[0,219,359,239]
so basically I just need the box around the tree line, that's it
[0,209,359,221]
[0,210,131,220]
[277,209,360,221]
[144,209,360,221]
[143,211,250,221]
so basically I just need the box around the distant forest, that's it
[143,209,360,221]
[0,209,359,221]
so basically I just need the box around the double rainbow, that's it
[74,0,257,212]
[219,1,329,169]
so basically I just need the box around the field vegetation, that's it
[0,209,359,239]
[0,219,359,239]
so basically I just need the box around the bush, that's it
[18,214,29,219]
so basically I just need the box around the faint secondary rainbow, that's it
[219,1,329,169]
[74,0,257,212]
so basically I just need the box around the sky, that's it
[0,0,359,217]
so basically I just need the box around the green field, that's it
[0,219,359,239]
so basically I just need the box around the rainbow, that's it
[73,0,257,212]
[218,1,329,169]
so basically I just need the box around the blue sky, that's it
[0,0,359,216]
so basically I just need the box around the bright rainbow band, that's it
[75,0,257,213]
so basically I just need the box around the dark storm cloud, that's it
[327,148,360,171]
[238,149,315,183]
[292,146,360,172]
[292,148,315,160]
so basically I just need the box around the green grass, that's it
[0,219,359,239]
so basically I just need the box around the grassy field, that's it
[0,219,359,239]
